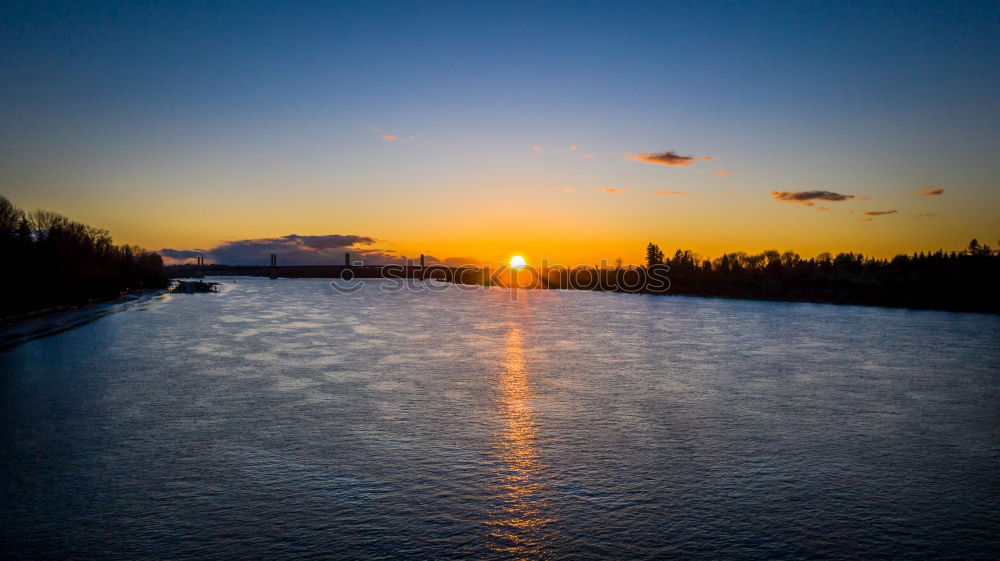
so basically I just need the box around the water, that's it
[2,278,998,560]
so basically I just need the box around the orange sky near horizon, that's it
[10,167,993,267]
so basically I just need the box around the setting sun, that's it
[509,255,527,270]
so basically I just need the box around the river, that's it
[2,277,997,559]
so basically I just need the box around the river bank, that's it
[0,289,167,351]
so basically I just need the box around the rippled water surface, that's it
[2,278,998,560]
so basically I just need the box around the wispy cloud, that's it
[654,190,688,196]
[562,188,575,193]
[771,190,855,207]
[532,144,593,158]
[714,169,732,176]
[374,127,414,142]
[625,150,712,167]
[599,188,630,194]
[914,212,939,218]
[861,210,898,221]
[914,185,945,197]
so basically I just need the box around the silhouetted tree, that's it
[632,239,999,312]
[444,238,1000,312]
[0,195,167,317]
[966,238,993,256]
[646,243,664,266]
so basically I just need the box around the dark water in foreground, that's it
[1,278,998,560]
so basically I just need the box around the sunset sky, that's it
[2,1,998,266]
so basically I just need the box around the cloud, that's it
[159,233,416,266]
[159,248,208,261]
[162,234,486,267]
[724,189,735,196]
[532,145,593,158]
[212,234,380,265]
[625,150,712,167]
[654,190,688,196]
[600,188,630,194]
[863,210,898,217]
[374,128,413,142]
[771,190,855,206]
[292,234,376,248]
[914,212,939,218]
[914,185,945,197]
[562,188,576,193]
[714,169,732,176]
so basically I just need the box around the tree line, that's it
[440,240,999,313]
[0,195,167,317]
[642,240,999,312]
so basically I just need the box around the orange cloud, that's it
[561,188,575,193]
[654,190,688,196]
[382,135,398,142]
[714,169,732,176]
[600,188,630,194]
[914,185,945,197]
[581,153,596,159]
[625,150,713,167]
[531,145,543,151]
[569,144,577,150]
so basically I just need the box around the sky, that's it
[2,0,998,266]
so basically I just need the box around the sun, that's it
[509,255,526,270]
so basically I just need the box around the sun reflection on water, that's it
[487,324,555,559]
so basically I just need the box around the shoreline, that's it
[0,288,167,351]
[0,288,166,325]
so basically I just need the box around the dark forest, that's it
[0,195,167,317]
